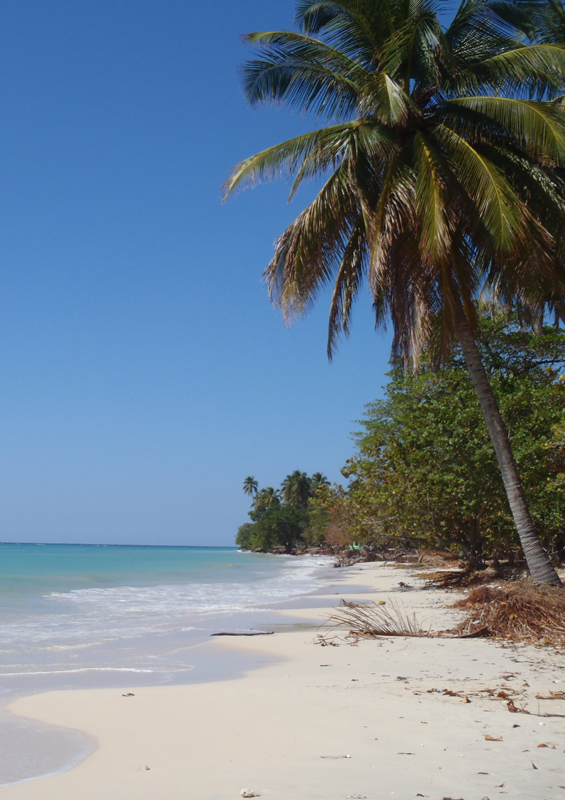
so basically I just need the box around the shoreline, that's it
[0,553,334,787]
[2,562,565,799]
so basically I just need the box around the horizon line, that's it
[0,541,238,549]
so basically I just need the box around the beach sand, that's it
[2,562,565,800]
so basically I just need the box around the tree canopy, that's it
[224,0,565,362]
[236,471,330,553]
[321,314,565,566]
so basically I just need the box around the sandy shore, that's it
[2,562,565,800]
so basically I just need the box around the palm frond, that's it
[446,96,565,162]
[367,153,441,366]
[325,598,429,639]
[446,0,494,46]
[444,0,514,71]
[264,165,358,323]
[409,15,451,88]
[480,144,565,224]
[414,132,452,262]
[436,125,529,249]
[380,12,445,88]
[457,43,565,96]
[327,217,369,358]
[294,0,384,63]
[243,29,369,86]
[288,119,395,199]
[385,239,440,367]
[241,40,362,119]
[486,0,565,43]
[222,123,365,199]
[368,154,413,299]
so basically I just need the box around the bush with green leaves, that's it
[323,316,565,566]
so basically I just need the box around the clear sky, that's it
[0,0,394,546]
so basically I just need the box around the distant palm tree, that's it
[243,476,258,497]
[254,486,281,512]
[311,472,330,487]
[282,470,312,507]
[224,0,565,585]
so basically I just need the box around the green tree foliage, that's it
[223,0,565,584]
[236,471,330,552]
[281,470,312,507]
[323,316,565,566]
[254,486,281,513]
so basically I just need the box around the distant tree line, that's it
[236,471,330,553]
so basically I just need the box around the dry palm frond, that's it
[453,584,565,645]
[324,598,429,640]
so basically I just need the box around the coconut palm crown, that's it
[224,0,565,586]
[254,486,282,512]
[281,470,313,507]
[243,476,259,497]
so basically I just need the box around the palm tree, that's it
[311,472,330,494]
[254,486,281,512]
[281,470,312,507]
[224,0,565,585]
[243,476,258,497]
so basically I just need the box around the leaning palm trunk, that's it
[454,310,562,587]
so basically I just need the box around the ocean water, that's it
[0,543,332,785]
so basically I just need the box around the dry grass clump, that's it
[454,583,565,645]
[325,599,429,640]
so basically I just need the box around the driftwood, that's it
[457,625,491,639]
[210,631,275,637]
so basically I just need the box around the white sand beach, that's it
[2,562,565,800]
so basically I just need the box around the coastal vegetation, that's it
[238,314,565,573]
[237,471,329,553]
[225,0,565,585]
[322,314,565,568]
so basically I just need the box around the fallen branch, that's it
[211,631,274,637]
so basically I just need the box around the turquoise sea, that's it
[0,543,331,785]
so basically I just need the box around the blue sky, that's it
[0,0,394,546]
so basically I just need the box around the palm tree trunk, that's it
[454,310,562,587]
